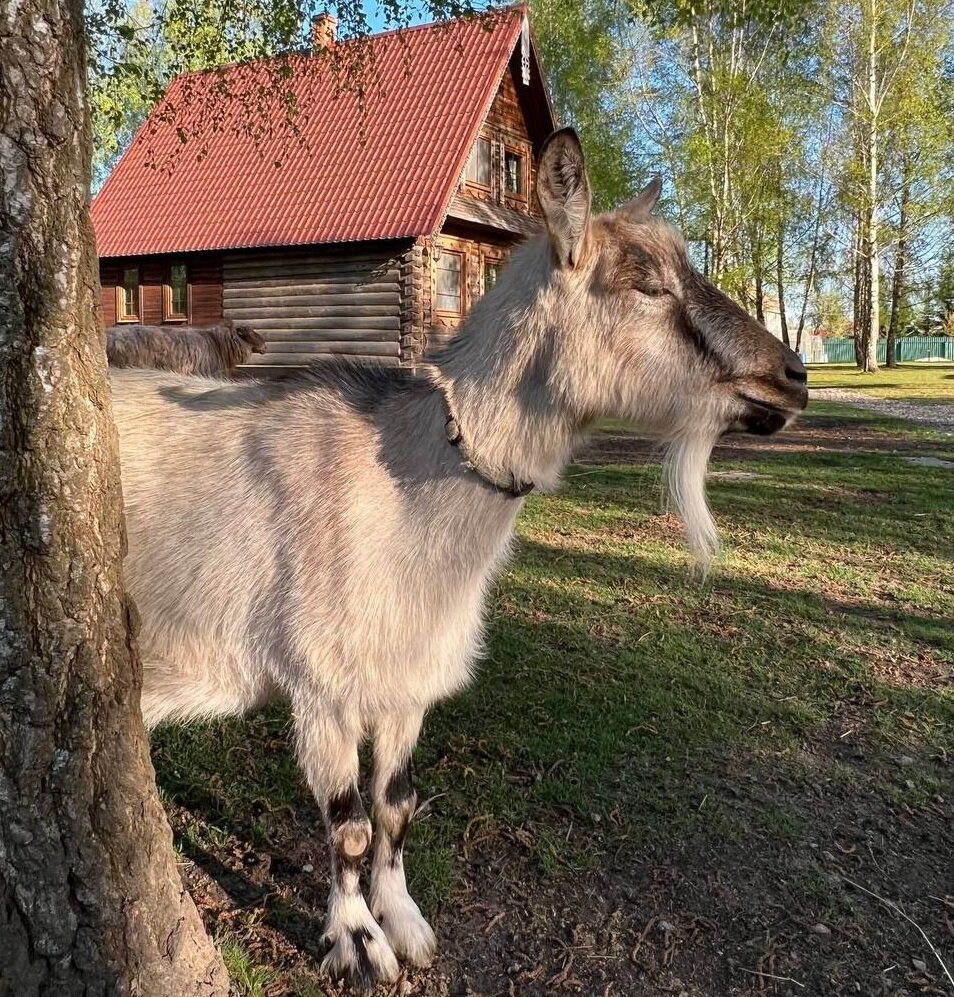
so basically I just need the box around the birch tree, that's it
[881,9,954,364]
[835,0,918,371]
[1,1,476,992]
[0,1,229,991]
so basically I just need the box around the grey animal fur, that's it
[106,320,267,375]
[110,130,807,988]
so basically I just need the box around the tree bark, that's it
[852,220,865,368]
[751,226,766,326]
[776,215,790,348]
[862,0,880,373]
[796,109,833,354]
[886,164,911,368]
[0,3,228,995]
[795,211,821,354]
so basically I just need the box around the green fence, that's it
[817,337,954,364]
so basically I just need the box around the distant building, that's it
[761,295,784,341]
[91,7,555,372]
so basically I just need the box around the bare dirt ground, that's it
[181,774,953,997]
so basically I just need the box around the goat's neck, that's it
[434,245,586,493]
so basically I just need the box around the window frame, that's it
[482,256,504,296]
[503,145,527,201]
[163,262,190,322]
[464,135,493,190]
[116,265,141,323]
[434,249,466,318]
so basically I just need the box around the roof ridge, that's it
[422,13,526,237]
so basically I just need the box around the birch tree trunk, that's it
[0,2,229,994]
[776,215,791,348]
[886,166,911,368]
[853,218,868,368]
[862,3,881,372]
[751,228,766,325]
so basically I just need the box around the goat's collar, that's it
[443,413,534,498]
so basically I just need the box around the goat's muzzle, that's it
[734,345,808,436]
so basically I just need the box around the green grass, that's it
[808,361,954,402]
[218,936,277,997]
[400,424,952,894]
[152,402,954,983]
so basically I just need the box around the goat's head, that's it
[535,128,808,562]
[236,325,268,355]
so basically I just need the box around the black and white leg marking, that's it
[370,712,437,967]
[293,702,399,988]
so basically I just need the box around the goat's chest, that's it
[294,487,519,715]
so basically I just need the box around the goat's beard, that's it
[663,430,720,572]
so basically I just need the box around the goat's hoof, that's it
[373,894,438,968]
[319,920,400,990]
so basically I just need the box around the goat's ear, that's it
[537,128,592,269]
[621,176,663,220]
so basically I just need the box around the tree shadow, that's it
[563,449,954,561]
[154,533,951,859]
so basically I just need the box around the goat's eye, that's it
[634,283,669,298]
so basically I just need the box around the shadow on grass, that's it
[152,534,952,890]
[571,450,954,561]
[150,534,952,994]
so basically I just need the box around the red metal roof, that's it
[92,9,529,257]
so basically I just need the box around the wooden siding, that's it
[222,246,407,372]
[444,193,540,239]
[459,57,541,220]
[412,53,546,363]
[98,253,223,327]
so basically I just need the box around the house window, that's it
[117,266,140,322]
[504,148,526,198]
[465,137,491,188]
[483,258,503,295]
[164,263,189,321]
[435,251,464,315]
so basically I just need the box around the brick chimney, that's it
[311,12,337,50]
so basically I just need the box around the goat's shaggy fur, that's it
[110,131,807,988]
[106,321,267,375]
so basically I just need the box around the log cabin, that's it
[91,6,556,373]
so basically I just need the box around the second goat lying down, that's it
[106,320,267,375]
[110,130,808,989]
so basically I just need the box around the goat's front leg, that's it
[369,710,437,967]
[293,698,399,988]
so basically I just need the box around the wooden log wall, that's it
[459,58,541,219]
[222,246,407,372]
[420,50,543,360]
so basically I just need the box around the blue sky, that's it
[363,2,426,32]
[360,1,493,33]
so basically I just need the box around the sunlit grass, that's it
[808,362,954,402]
[152,402,953,990]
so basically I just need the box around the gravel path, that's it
[810,387,954,432]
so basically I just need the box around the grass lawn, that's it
[808,362,954,403]
[153,404,954,997]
